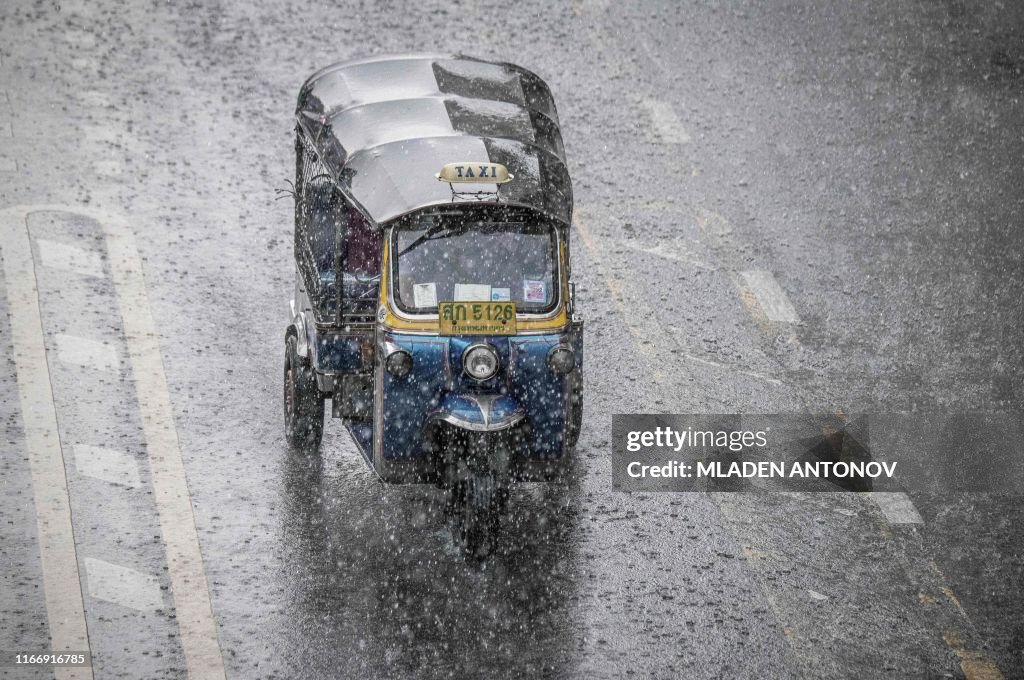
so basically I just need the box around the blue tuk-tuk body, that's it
[284,55,581,556]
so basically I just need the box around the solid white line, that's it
[871,492,924,524]
[84,557,164,611]
[73,444,141,487]
[101,210,228,679]
[1,208,94,680]
[55,333,119,372]
[741,270,801,323]
[36,238,104,278]
[638,98,690,144]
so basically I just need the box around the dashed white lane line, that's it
[871,492,924,524]
[1,208,93,680]
[73,445,141,487]
[740,270,801,323]
[638,98,691,144]
[37,238,105,278]
[93,160,123,177]
[70,57,98,71]
[619,240,715,270]
[79,91,111,108]
[64,31,98,49]
[82,125,119,147]
[55,333,119,372]
[84,557,164,611]
[673,348,784,386]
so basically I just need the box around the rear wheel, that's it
[283,333,324,452]
[568,376,583,448]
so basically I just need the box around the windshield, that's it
[393,218,559,315]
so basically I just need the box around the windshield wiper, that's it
[397,223,466,258]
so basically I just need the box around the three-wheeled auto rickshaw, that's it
[283,54,583,557]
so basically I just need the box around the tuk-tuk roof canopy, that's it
[296,54,573,226]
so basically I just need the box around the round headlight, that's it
[547,345,576,375]
[385,349,413,378]
[462,344,499,381]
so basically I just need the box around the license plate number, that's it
[438,301,517,335]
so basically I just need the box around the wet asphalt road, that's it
[1,0,1023,678]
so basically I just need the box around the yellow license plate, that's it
[438,301,517,335]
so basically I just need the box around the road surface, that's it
[1,0,1022,678]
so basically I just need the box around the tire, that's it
[568,377,583,448]
[284,333,324,452]
[451,472,498,561]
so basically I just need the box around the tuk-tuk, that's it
[283,54,583,557]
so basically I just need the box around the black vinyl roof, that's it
[296,54,572,225]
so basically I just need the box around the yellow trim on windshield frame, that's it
[378,239,570,334]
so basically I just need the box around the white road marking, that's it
[56,333,119,372]
[73,444,141,487]
[82,125,118,146]
[741,270,801,323]
[1,207,94,680]
[639,38,672,79]
[619,240,715,270]
[638,98,690,144]
[36,238,105,278]
[65,31,98,49]
[84,557,163,611]
[871,492,924,524]
[93,160,122,177]
[102,209,228,679]
[670,345,784,386]
[3,205,227,680]
[808,590,828,601]
[70,57,97,71]
[695,207,733,236]
[80,91,111,108]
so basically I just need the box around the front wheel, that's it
[283,333,324,452]
[449,472,501,561]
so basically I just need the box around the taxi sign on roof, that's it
[436,162,514,184]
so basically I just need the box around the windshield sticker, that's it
[454,283,491,301]
[523,280,547,303]
[491,287,511,302]
[413,282,437,308]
